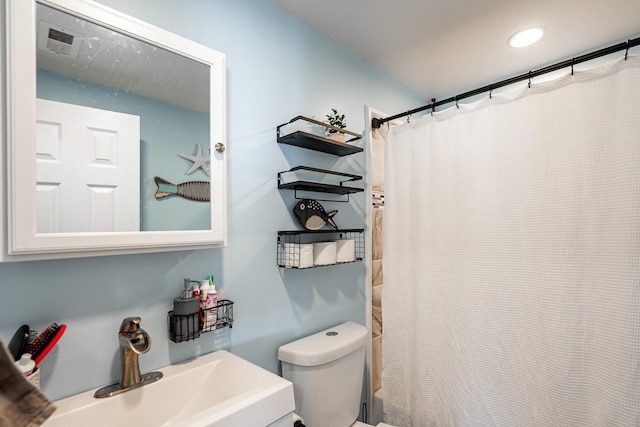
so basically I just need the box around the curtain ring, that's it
[625,39,630,60]
[489,87,493,100]
[528,71,532,89]
[454,96,459,109]
[406,111,410,123]
[430,98,436,117]
[571,58,574,76]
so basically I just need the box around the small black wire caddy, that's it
[168,299,234,343]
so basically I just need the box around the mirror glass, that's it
[5,0,226,257]
[36,3,211,232]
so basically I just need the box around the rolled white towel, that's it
[284,243,314,268]
[313,241,337,266]
[298,244,314,268]
[335,239,355,263]
[283,243,299,268]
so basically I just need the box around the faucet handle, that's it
[119,317,142,333]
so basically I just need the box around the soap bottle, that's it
[171,279,201,341]
[15,353,40,389]
[204,277,218,330]
[173,279,199,315]
[199,279,210,311]
[15,353,35,376]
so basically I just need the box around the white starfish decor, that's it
[180,143,210,176]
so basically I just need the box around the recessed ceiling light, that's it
[509,27,545,48]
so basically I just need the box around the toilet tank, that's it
[278,322,367,427]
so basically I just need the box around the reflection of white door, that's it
[36,99,140,233]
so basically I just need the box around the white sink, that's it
[42,350,295,427]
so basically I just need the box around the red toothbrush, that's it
[25,323,67,365]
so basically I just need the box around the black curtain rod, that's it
[372,36,640,129]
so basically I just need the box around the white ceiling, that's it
[37,3,209,112]
[272,0,640,103]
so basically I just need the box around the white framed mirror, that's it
[4,0,227,259]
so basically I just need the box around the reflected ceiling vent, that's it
[37,21,82,59]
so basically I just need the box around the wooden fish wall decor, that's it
[293,199,338,230]
[154,176,210,202]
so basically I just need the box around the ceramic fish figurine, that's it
[293,199,338,230]
[154,176,210,202]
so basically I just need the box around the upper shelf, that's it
[276,116,363,157]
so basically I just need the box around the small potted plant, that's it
[325,108,346,143]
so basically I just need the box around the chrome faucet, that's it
[94,317,163,398]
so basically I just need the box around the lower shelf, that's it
[277,229,364,269]
[168,299,234,343]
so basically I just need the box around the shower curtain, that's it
[382,56,640,426]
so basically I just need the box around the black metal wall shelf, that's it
[277,116,363,157]
[278,166,364,199]
[277,229,364,269]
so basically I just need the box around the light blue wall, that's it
[0,0,424,401]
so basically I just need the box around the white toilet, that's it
[278,322,394,427]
